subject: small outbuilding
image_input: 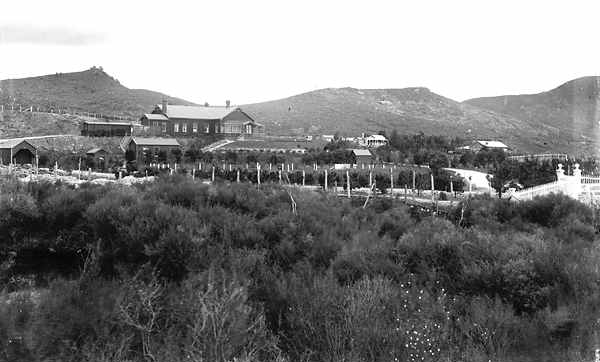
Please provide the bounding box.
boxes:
[0,139,37,165]
[81,120,134,137]
[86,147,108,170]
[124,137,181,163]
[352,149,373,165]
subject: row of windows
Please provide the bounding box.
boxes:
[151,121,211,133]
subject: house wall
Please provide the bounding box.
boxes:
[82,123,132,137]
[128,141,180,163]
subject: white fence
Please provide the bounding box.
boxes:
[506,164,600,205]
[508,180,565,201]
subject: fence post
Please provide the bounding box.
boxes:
[431,173,435,203]
[347,169,351,198]
[302,170,305,186]
[257,164,261,187]
[325,169,328,191]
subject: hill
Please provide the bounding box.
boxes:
[0,67,195,118]
[242,87,559,153]
[465,77,600,155]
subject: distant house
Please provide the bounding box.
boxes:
[81,120,134,137]
[470,140,509,152]
[322,135,335,142]
[86,148,108,170]
[359,134,388,148]
[0,139,36,165]
[140,101,264,137]
[351,149,373,165]
[123,137,181,163]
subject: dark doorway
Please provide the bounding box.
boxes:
[13,149,34,164]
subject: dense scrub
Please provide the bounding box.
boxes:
[0,177,599,361]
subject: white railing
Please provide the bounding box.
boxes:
[509,180,564,201]
[582,176,600,184]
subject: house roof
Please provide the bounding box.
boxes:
[352,149,372,156]
[476,140,508,148]
[142,113,168,121]
[86,147,106,154]
[366,134,388,141]
[83,120,134,126]
[157,105,241,120]
[130,137,180,147]
[0,139,35,149]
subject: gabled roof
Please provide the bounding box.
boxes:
[130,137,180,147]
[352,149,372,156]
[142,113,168,121]
[0,139,35,149]
[476,140,508,148]
[157,105,242,120]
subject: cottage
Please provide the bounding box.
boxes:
[351,149,373,165]
[0,139,37,165]
[140,101,264,137]
[124,137,181,164]
[81,120,134,137]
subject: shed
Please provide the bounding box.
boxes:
[81,120,134,137]
[86,148,108,170]
[126,137,181,163]
[352,149,373,165]
[0,139,37,165]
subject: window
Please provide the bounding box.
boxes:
[193,122,198,133]
[204,123,210,133]
[152,121,159,128]
[174,122,179,133]
[182,122,187,133]
[161,122,167,133]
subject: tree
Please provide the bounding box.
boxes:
[490,160,515,198]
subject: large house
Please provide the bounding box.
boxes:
[358,134,389,148]
[140,101,264,137]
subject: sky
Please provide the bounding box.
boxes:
[1,0,599,106]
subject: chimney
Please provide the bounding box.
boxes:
[226,100,231,108]
[161,99,168,115]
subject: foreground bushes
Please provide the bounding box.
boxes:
[0,178,598,361]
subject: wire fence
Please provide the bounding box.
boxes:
[0,103,138,122]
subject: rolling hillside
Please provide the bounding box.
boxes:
[0,67,195,117]
[465,77,600,155]
[242,87,559,153]
[2,68,598,154]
